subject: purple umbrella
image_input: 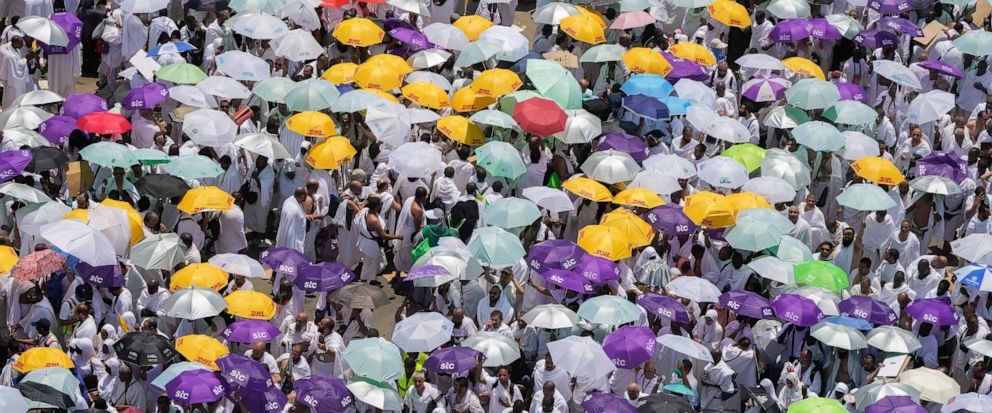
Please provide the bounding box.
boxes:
[718,290,773,319]
[622,94,669,120]
[662,52,709,82]
[905,297,959,326]
[527,239,586,273]
[259,247,310,276]
[838,296,897,325]
[637,292,691,324]
[878,16,924,37]
[854,29,899,49]
[835,82,868,103]
[770,19,811,43]
[741,74,790,102]
[39,12,82,54]
[574,254,621,285]
[383,18,416,32]
[865,395,926,413]
[868,0,912,14]
[123,82,169,110]
[293,262,355,292]
[642,205,697,235]
[804,18,842,40]
[542,269,595,294]
[424,347,485,374]
[0,149,32,183]
[166,370,228,404]
[216,354,274,391]
[76,261,125,288]
[405,264,451,281]
[915,151,968,183]
[240,385,288,413]
[60,93,108,119]
[38,115,80,146]
[581,393,638,413]
[771,294,824,327]
[603,326,657,368]
[293,376,354,413]
[918,59,964,79]
[388,27,434,51]
[221,319,281,343]
[597,132,649,163]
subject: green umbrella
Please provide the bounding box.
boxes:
[721,144,767,172]
[763,106,810,129]
[476,141,526,179]
[80,142,140,168]
[131,233,186,271]
[252,76,297,103]
[794,260,848,292]
[283,78,340,112]
[784,78,840,110]
[331,90,385,113]
[343,338,404,382]
[156,63,208,85]
[499,90,543,115]
[468,226,526,268]
[0,182,52,204]
[483,197,541,229]
[132,148,172,165]
[161,154,223,179]
[469,109,519,129]
[774,235,814,264]
[725,208,794,251]
[620,0,650,11]
[454,38,502,68]
[580,44,626,62]
[791,121,845,152]
[836,183,897,211]
[823,100,877,126]
[526,59,583,109]
[673,0,714,7]
[953,30,992,57]
[825,13,862,39]
[662,383,695,397]
[539,79,583,110]
[787,397,848,413]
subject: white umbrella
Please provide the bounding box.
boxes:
[546,336,616,378]
[952,233,992,265]
[273,29,325,61]
[736,54,787,71]
[629,170,681,196]
[10,90,64,107]
[942,393,992,413]
[15,201,70,237]
[208,253,266,277]
[900,368,960,403]
[478,26,529,62]
[406,108,440,124]
[741,176,797,204]
[366,101,412,148]
[0,182,51,204]
[747,255,795,284]
[422,23,469,51]
[16,17,69,47]
[666,276,721,302]
[910,175,961,195]
[761,148,811,190]
[907,89,955,125]
[810,322,866,350]
[182,109,238,147]
[462,332,520,367]
[687,107,749,143]
[279,2,321,30]
[121,0,170,13]
[197,76,251,100]
[556,109,602,144]
[391,312,453,353]
[405,70,452,90]
[235,132,293,160]
[86,205,131,257]
[867,326,922,353]
[163,286,227,319]
[873,60,923,89]
[3,128,52,148]
[230,12,289,39]
[656,334,714,362]
[0,387,29,413]
[841,131,880,161]
[387,0,431,15]
[0,106,52,130]
[674,79,716,108]
[388,142,443,178]
[40,220,117,266]
[697,156,749,189]
[580,150,641,184]
[780,285,840,315]
[644,153,696,179]
[967,338,992,359]
[521,186,574,214]
[765,0,810,18]
[854,381,920,410]
[168,85,218,108]
[215,51,271,82]
[346,379,403,411]
[533,2,581,24]
[522,304,579,329]
[130,233,185,271]
[408,49,452,70]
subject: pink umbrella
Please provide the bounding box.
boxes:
[609,11,656,29]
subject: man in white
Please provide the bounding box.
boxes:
[147,10,178,50]
[275,187,308,253]
[860,210,895,270]
[531,381,569,413]
[787,205,814,248]
[216,202,248,254]
[45,23,80,98]
[0,36,34,108]
[136,278,169,322]
[431,166,460,212]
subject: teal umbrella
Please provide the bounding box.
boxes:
[580,44,625,62]
[483,197,541,229]
[132,148,171,165]
[663,383,695,397]
[823,100,877,125]
[161,154,223,179]
[577,295,641,325]
[774,235,814,264]
[792,121,845,152]
[468,226,526,268]
[725,208,795,251]
[469,109,519,129]
[251,76,297,103]
[343,338,404,382]
[283,78,340,112]
[795,260,848,292]
[150,362,212,390]
[454,38,502,68]
[953,30,992,56]
[331,90,385,113]
[837,183,897,211]
[825,13,862,39]
[784,78,840,110]
[476,141,526,179]
[527,59,583,110]
[763,106,810,129]
[539,80,583,110]
[79,142,140,168]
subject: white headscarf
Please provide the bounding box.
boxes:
[69,338,96,376]
[777,372,804,410]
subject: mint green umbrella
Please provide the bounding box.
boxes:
[837,183,897,211]
[794,260,848,292]
[132,148,171,165]
[775,235,814,264]
[483,197,541,229]
[825,14,862,39]
[763,106,810,129]
[792,121,845,152]
[470,109,519,129]
[476,141,526,179]
[527,59,584,109]
[251,76,297,103]
[347,377,403,411]
[823,100,877,125]
[725,208,794,251]
[283,78,340,112]
[161,154,223,179]
[953,30,992,56]
[344,338,404,382]
[468,226,526,268]
[80,142,140,168]
[581,44,625,62]
[499,90,543,115]
[784,78,840,110]
[454,38,502,68]
[331,90,385,113]
[539,80,583,110]
[156,63,208,85]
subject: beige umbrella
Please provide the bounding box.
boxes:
[899,367,960,403]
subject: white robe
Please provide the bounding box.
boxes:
[275,196,307,253]
[0,43,33,108]
[216,205,248,254]
[121,14,148,65]
[245,165,275,233]
[47,47,80,98]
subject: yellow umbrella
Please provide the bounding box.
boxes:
[286,111,336,137]
[563,176,613,202]
[170,263,229,291]
[613,187,665,209]
[321,62,358,84]
[175,334,229,370]
[331,17,385,47]
[600,208,654,247]
[725,192,772,214]
[13,347,74,372]
[307,137,357,169]
[63,209,90,222]
[783,57,826,80]
[453,15,493,41]
[576,6,607,27]
[470,69,523,98]
[560,12,607,45]
[177,186,235,214]
[451,86,497,112]
[578,224,632,260]
[851,156,906,185]
[0,245,17,274]
[366,53,414,75]
[707,0,752,28]
[100,199,144,246]
[669,42,717,66]
[621,48,673,76]
[224,290,277,320]
[437,116,485,146]
[402,82,450,109]
[354,59,406,91]
[683,192,737,228]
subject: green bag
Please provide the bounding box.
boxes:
[547,171,562,189]
[410,224,459,262]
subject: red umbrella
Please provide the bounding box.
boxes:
[511,97,567,137]
[11,249,66,282]
[76,112,132,134]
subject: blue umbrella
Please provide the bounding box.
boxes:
[658,96,691,115]
[957,264,992,290]
[622,94,669,120]
[620,74,673,98]
[148,41,198,57]
[823,315,873,331]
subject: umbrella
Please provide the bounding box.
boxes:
[941,393,992,413]
[294,376,355,412]
[642,205,696,235]
[37,115,78,145]
[78,141,139,168]
[424,347,484,374]
[954,30,992,56]
[170,263,229,291]
[954,234,992,265]
[157,63,208,84]
[725,208,792,251]
[76,112,130,134]
[0,150,31,183]
[469,109,518,129]
[346,377,401,411]
[855,381,920,410]
[208,253,264,278]
[115,331,178,365]
[707,0,751,27]
[837,184,897,211]
[644,153,696,179]
[582,393,637,413]
[166,370,227,404]
[0,387,31,413]
[910,175,961,195]
[175,334,229,370]
[484,197,541,229]
[16,16,69,47]
[629,170,681,196]
[638,393,695,412]
[785,78,839,110]
[874,60,923,89]
[391,312,453,353]
[533,1,581,24]
[548,336,616,378]
[129,233,184,272]
[578,295,641,324]
[637,293,690,323]
[683,192,737,228]
[622,48,673,76]
[251,77,296,103]
[698,156,750,189]
[621,74,674,99]
[905,298,958,326]
[788,397,847,413]
[908,90,956,127]
[855,29,899,49]
[522,304,580,329]
[556,109,601,143]
[170,85,218,107]
[794,260,848,292]
[666,276,721,303]
[742,75,791,102]
[224,290,277,320]
[839,296,898,325]
[390,27,434,51]
[215,354,272,391]
[526,239,584,273]
[11,348,73,373]
[613,188,664,209]
[0,106,51,130]
[835,81,869,102]
[15,368,78,409]
[580,150,641,184]
[916,151,968,183]
[766,0,810,17]
[603,326,657,368]
[40,220,116,266]
[468,226,526,268]
[163,287,227,320]
[235,132,292,160]
[161,154,222,179]
[454,38,502,67]
[122,82,169,110]
[330,283,391,309]
[512,97,566,136]
[463,332,520,367]
[259,246,310,276]
[241,386,289,413]
[810,321,867,350]
[521,187,574,214]
[215,51,270,82]
[867,325,922,353]
[230,12,288,39]
[900,368,960,403]
[453,15,493,41]
[719,290,773,319]
[437,115,484,146]
[283,79,341,112]
[285,111,336,138]
[841,131,881,161]
[792,121,845,152]
[12,90,64,106]
[387,142,443,178]
[581,44,625,63]
[177,186,235,214]
[770,18,811,43]
[771,294,824,326]
[578,225,632,260]
[737,53,787,71]
[823,100,877,125]
[307,137,357,169]
[148,40,197,56]
[477,25,529,61]
[274,29,325,61]
[562,176,613,202]
[783,56,826,79]
[183,109,238,147]
[559,10,607,45]
[656,334,713,362]
[332,17,384,47]
[221,319,280,343]
[622,94,669,120]
[741,176,797,204]
[543,269,594,294]
[423,22,469,50]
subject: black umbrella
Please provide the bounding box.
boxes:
[637,392,695,413]
[27,147,68,172]
[743,385,782,413]
[135,174,191,199]
[14,381,75,409]
[114,331,177,365]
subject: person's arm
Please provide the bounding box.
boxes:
[371,216,402,241]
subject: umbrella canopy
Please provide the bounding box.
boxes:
[391,312,453,353]
[330,283,391,309]
[900,368,960,403]
[344,338,404,381]
[424,347,485,374]
[578,295,641,325]
[771,294,825,326]
[852,156,906,185]
[837,184,897,211]
[637,293,691,323]
[522,304,580,329]
[547,336,616,378]
[656,334,713,362]
[810,321,867,350]
[114,331,178,365]
[40,220,116,266]
[175,334,229,370]
[468,226,526,268]
[225,290,277,320]
[462,332,520,367]
[603,326,657,368]
[163,287,227,320]
[867,325,922,353]
[221,319,280,343]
